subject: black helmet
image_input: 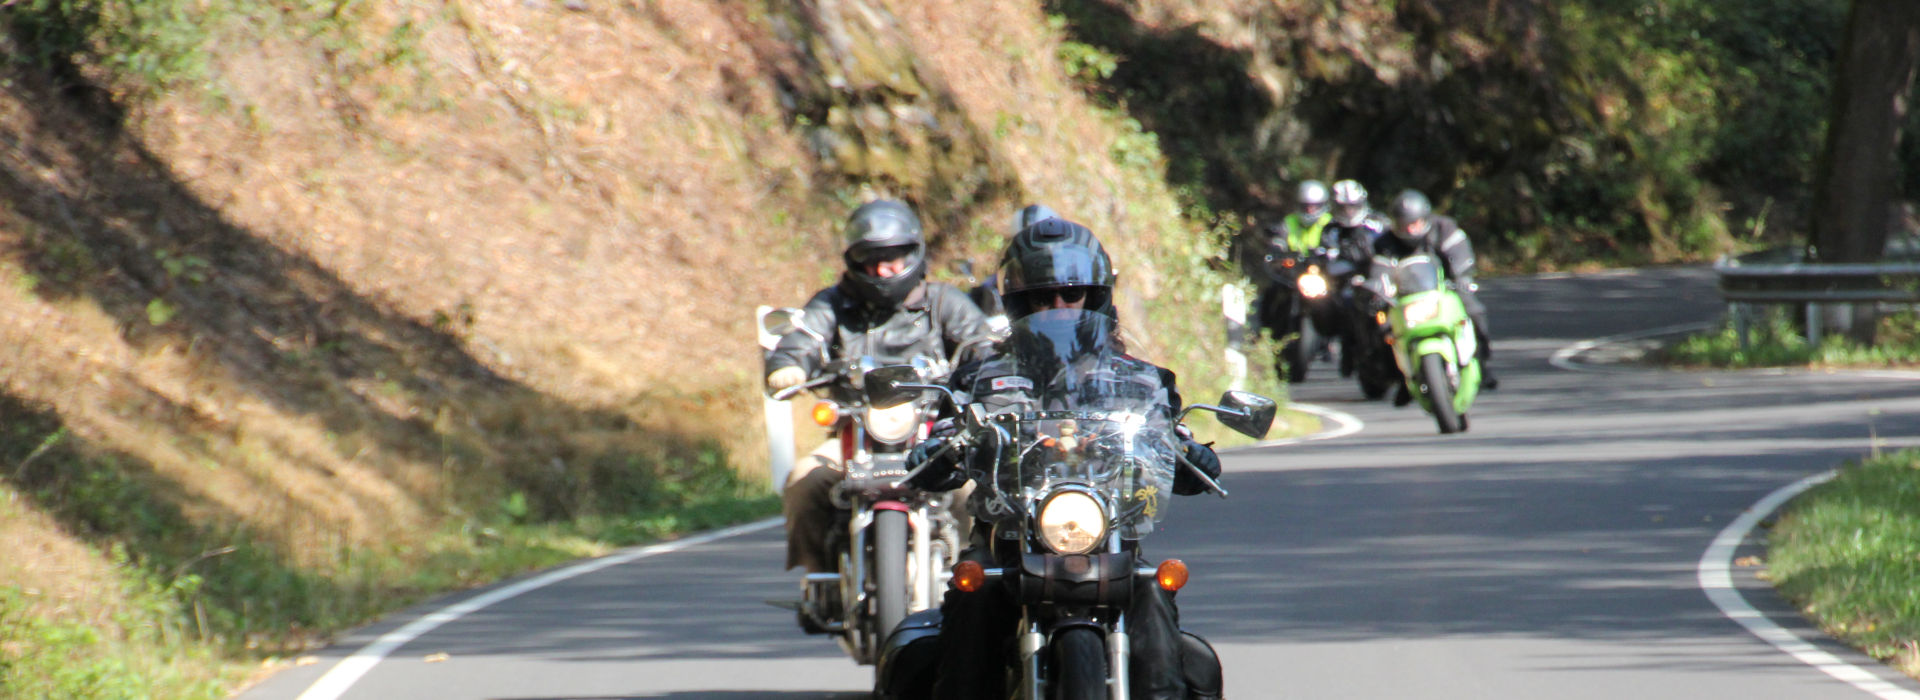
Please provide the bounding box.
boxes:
[999,218,1115,320]
[1011,203,1060,235]
[1297,180,1330,219]
[1389,189,1433,245]
[841,199,927,308]
[1331,179,1369,226]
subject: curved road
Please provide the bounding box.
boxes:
[243,267,1920,699]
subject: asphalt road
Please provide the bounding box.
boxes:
[242,267,1920,700]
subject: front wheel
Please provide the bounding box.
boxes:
[1050,627,1107,700]
[1419,353,1465,434]
[1281,318,1318,384]
[872,508,909,647]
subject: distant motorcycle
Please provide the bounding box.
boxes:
[1258,244,1352,383]
[867,309,1276,700]
[764,308,966,666]
[1381,256,1482,433]
[1347,262,1401,401]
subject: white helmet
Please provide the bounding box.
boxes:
[1331,180,1369,226]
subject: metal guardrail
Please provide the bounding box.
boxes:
[1714,245,1920,347]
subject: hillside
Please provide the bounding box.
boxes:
[0,0,1907,696]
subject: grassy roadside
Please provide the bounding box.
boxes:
[1660,309,1920,369]
[1766,449,1920,677]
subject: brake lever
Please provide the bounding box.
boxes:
[1177,452,1230,499]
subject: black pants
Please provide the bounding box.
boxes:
[929,533,1220,700]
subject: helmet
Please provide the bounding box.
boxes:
[1331,179,1369,226]
[1296,180,1330,219]
[841,199,927,308]
[1388,189,1433,245]
[999,218,1115,320]
[1011,204,1060,235]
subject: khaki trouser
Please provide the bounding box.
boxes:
[784,439,973,572]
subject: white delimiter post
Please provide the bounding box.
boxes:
[1221,283,1249,391]
[756,305,796,493]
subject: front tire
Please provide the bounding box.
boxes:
[1281,319,1318,383]
[1050,627,1107,700]
[1419,353,1465,434]
[871,508,909,647]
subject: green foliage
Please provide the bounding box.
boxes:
[1663,308,1920,368]
[1769,450,1920,666]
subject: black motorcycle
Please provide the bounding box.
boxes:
[1258,244,1353,383]
[1346,260,1402,400]
[867,309,1276,699]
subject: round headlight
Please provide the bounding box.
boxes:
[1037,491,1108,555]
[1298,270,1329,299]
[865,403,919,444]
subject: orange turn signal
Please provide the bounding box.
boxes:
[953,561,986,593]
[1155,559,1189,591]
[1375,311,1387,324]
[1282,258,1296,268]
[811,401,839,427]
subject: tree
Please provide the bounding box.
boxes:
[1809,0,1920,265]
[1805,0,1920,341]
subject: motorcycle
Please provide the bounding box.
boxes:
[1347,261,1401,401]
[1258,244,1355,383]
[1380,256,1481,433]
[865,309,1276,699]
[763,308,967,666]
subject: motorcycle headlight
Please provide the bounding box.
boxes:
[1037,490,1108,555]
[1402,296,1441,325]
[865,403,919,444]
[1298,269,1329,299]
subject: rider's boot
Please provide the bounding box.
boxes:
[1181,631,1224,700]
[1393,382,1413,407]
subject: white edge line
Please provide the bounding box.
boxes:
[295,516,785,700]
[1697,471,1920,699]
[1228,402,1363,452]
[1548,321,1716,372]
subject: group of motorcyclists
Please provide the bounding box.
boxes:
[761,183,1496,698]
[1252,179,1498,402]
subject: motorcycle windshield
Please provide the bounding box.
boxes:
[993,309,1178,537]
[1390,256,1443,296]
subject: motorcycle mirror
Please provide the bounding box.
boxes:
[1216,390,1277,438]
[864,365,927,408]
[764,307,805,338]
[953,259,977,281]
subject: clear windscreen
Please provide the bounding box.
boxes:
[986,309,1178,535]
[1390,257,1443,296]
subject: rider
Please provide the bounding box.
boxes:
[1253,180,1337,374]
[1278,179,1332,252]
[764,199,993,575]
[1322,179,1388,376]
[903,217,1226,700]
[1378,189,1497,398]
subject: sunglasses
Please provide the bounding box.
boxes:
[1031,287,1089,303]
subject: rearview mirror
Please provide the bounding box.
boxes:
[864,365,926,409]
[763,307,805,338]
[1215,390,1277,438]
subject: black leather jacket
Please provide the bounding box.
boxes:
[765,278,992,390]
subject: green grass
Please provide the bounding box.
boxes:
[1768,449,1920,673]
[1662,308,1920,368]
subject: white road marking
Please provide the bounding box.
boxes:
[1547,321,1716,372]
[295,517,786,700]
[1556,327,1920,697]
[1233,402,1363,451]
[1697,472,1920,699]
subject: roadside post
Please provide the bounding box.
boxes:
[1222,283,1249,391]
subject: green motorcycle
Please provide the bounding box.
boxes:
[1384,255,1480,434]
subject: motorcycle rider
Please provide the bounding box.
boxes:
[1377,189,1498,400]
[764,199,993,575]
[901,217,1226,700]
[1319,179,1388,376]
[1277,179,1332,252]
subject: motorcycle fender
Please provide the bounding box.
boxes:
[873,608,944,700]
[1411,336,1458,367]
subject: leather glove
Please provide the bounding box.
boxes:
[1173,437,1222,496]
[905,436,968,492]
[766,366,807,392]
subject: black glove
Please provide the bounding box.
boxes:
[905,435,968,492]
[1173,437,1222,496]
